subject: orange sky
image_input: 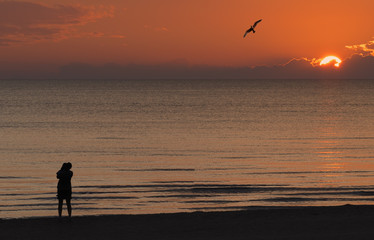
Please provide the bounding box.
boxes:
[0,0,374,70]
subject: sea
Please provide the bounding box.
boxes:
[1,79,374,219]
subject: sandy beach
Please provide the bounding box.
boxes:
[2,205,374,240]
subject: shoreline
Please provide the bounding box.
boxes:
[2,204,374,239]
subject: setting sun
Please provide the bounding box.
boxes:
[320,56,342,67]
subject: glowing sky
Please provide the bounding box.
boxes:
[0,0,373,79]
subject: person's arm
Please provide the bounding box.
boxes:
[57,170,62,179]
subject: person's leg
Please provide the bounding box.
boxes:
[58,198,63,217]
[66,198,72,217]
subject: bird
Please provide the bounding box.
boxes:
[243,19,262,38]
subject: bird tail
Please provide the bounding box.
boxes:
[253,30,256,33]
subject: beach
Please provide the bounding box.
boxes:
[2,205,374,240]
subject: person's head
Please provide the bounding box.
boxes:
[66,162,72,170]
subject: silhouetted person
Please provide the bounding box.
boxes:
[57,162,73,218]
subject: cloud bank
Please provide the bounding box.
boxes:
[50,54,372,80]
[0,54,372,80]
[0,1,113,46]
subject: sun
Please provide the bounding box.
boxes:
[319,56,342,67]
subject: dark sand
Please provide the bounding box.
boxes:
[2,205,374,240]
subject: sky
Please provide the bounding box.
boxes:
[0,0,373,79]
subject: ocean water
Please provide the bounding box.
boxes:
[1,79,374,219]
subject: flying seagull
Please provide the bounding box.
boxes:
[243,19,262,38]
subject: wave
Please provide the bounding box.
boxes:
[116,168,195,172]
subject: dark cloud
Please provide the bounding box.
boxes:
[53,54,374,80]
[0,53,372,80]
[0,1,113,46]
[339,54,374,79]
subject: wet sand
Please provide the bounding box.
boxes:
[2,205,374,240]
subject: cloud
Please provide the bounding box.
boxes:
[1,54,372,80]
[338,54,374,79]
[157,27,169,32]
[51,54,373,80]
[109,35,126,39]
[345,38,374,56]
[77,50,374,80]
[0,1,113,46]
[144,25,169,32]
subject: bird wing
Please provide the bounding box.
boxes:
[253,19,262,28]
[243,28,253,38]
